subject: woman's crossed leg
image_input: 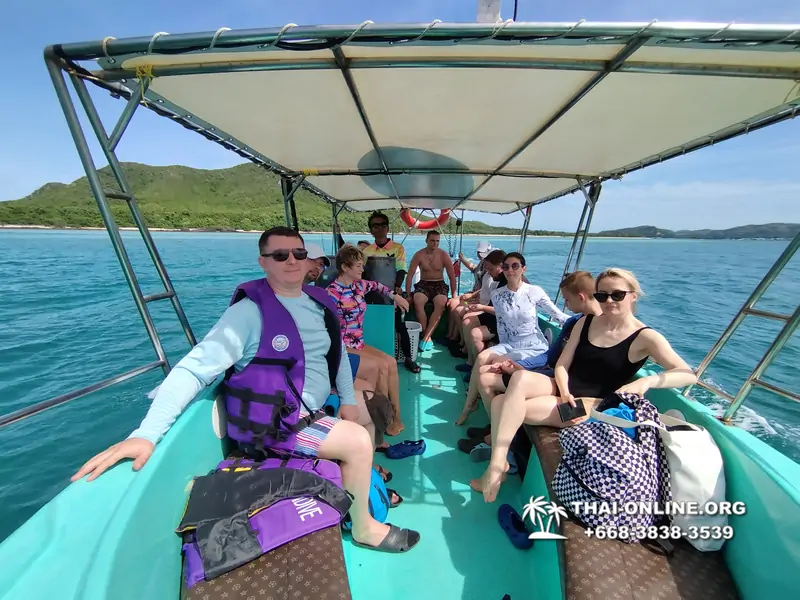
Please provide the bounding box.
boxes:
[469,370,598,502]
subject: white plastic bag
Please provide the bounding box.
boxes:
[657,412,728,551]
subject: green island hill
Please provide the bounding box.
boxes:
[1,163,796,240]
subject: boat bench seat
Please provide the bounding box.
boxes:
[180,524,352,600]
[179,448,352,600]
[525,425,741,600]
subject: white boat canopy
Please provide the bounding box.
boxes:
[49,21,800,214]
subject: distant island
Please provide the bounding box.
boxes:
[1,163,796,240]
[592,223,800,240]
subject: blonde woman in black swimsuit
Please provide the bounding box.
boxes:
[471,268,698,502]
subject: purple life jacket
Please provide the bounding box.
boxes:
[178,455,351,587]
[223,278,343,452]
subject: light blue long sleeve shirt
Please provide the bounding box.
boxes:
[129,292,356,445]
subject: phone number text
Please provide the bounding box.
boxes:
[585,525,734,541]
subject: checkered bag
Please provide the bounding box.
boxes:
[551,392,672,543]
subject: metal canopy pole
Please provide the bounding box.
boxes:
[282,178,293,228]
[573,181,601,271]
[2,61,199,428]
[331,202,348,252]
[453,36,648,210]
[332,48,401,207]
[455,210,465,293]
[45,57,172,375]
[281,175,305,230]
[553,181,599,303]
[53,23,800,63]
[87,57,800,83]
[108,84,144,152]
[69,75,197,349]
[518,205,532,253]
[332,202,338,252]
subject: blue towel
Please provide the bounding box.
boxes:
[589,405,636,439]
[323,393,340,417]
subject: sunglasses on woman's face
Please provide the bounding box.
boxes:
[594,290,632,302]
[502,262,523,271]
[260,248,308,262]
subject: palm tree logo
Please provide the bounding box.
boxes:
[522,496,568,540]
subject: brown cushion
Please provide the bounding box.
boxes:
[181,450,352,599]
[180,524,351,600]
[525,425,740,600]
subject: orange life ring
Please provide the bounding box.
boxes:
[399,208,450,230]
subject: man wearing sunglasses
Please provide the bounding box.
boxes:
[361,211,421,373]
[71,226,420,554]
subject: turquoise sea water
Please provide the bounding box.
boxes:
[0,229,798,543]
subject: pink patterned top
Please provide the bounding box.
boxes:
[326,279,394,350]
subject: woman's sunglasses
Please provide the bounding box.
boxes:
[594,290,633,302]
[260,248,308,262]
[502,262,523,271]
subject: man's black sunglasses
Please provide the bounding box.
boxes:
[260,248,308,261]
[370,222,389,229]
[594,290,633,302]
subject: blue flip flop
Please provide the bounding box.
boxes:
[506,451,518,475]
[470,443,492,463]
[385,440,426,459]
[498,504,533,550]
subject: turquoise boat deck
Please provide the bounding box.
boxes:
[347,338,533,600]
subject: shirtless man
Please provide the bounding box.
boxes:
[406,230,457,351]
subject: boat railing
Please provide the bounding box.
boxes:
[552,180,601,305]
[682,232,800,421]
[0,56,199,431]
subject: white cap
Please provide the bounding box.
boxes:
[305,243,330,267]
[476,241,492,258]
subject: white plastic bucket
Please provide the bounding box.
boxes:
[405,321,422,362]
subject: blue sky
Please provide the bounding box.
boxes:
[1,0,799,231]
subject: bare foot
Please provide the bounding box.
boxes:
[455,402,478,426]
[468,461,509,502]
[482,463,508,503]
[386,421,405,436]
